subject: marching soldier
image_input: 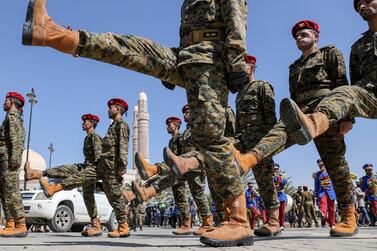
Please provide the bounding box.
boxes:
[134,109,213,236]
[302,186,319,228]
[26,113,103,236]
[38,98,131,238]
[293,186,306,228]
[0,92,26,237]
[22,0,251,246]
[232,20,357,237]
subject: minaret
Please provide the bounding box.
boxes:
[137,92,150,162]
[132,106,139,170]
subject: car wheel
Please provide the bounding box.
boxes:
[47,205,74,232]
[106,211,118,232]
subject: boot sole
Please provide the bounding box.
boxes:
[163,147,182,177]
[134,152,149,181]
[131,182,143,206]
[22,0,36,45]
[200,235,254,247]
[254,230,282,237]
[172,231,192,236]
[82,232,103,237]
[39,177,53,198]
[1,232,28,238]
[330,228,358,237]
[280,98,311,145]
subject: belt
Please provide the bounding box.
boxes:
[296,88,331,103]
[181,29,225,47]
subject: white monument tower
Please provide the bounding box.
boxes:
[137,92,150,162]
[132,106,139,170]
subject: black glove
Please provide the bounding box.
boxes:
[161,81,176,90]
[227,71,250,94]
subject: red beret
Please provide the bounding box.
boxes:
[166,116,182,126]
[6,92,25,107]
[82,114,100,123]
[108,98,128,111]
[244,55,257,65]
[292,20,320,38]
[182,104,190,114]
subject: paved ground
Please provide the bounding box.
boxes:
[0,226,376,250]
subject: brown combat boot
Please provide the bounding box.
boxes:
[193,215,214,236]
[330,205,358,237]
[200,192,253,247]
[1,218,28,238]
[229,144,258,175]
[280,98,329,145]
[163,147,199,176]
[0,219,15,235]
[135,152,160,180]
[254,207,281,236]
[123,190,137,203]
[82,217,102,237]
[108,221,130,238]
[25,161,43,181]
[132,181,156,202]
[173,217,192,235]
[22,0,79,55]
[39,177,63,197]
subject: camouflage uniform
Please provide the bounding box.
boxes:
[302,191,319,227]
[44,130,102,218]
[316,30,377,123]
[76,0,248,200]
[152,124,210,221]
[0,110,25,221]
[235,80,279,210]
[251,46,354,208]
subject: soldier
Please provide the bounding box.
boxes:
[136,203,146,231]
[293,186,305,228]
[38,98,131,238]
[273,164,288,230]
[302,186,319,228]
[314,159,336,228]
[232,20,357,237]
[134,110,213,236]
[0,92,26,237]
[359,163,377,222]
[22,0,251,246]
[232,54,281,236]
[26,113,103,237]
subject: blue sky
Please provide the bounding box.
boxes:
[1,0,375,188]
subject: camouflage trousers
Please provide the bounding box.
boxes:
[49,158,127,223]
[152,169,210,220]
[317,85,377,122]
[304,203,319,227]
[252,122,353,208]
[155,162,172,176]
[45,164,97,219]
[0,161,24,220]
[78,31,243,201]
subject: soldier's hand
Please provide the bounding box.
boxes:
[339,121,353,134]
[9,161,20,170]
[227,71,250,94]
[118,168,126,177]
[161,81,176,90]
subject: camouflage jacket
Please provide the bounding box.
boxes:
[225,106,236,139]
[235,80,277,150]
[289,45,348,111]
[302,191,314,204]
[0,110,25,164]
[83,130,103,166]
[179,124,196,155]
[168,132,182,156]
[101,118,130,170]
[178,0,248,73]
[350,30,377,91]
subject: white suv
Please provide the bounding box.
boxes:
[22,184,117,233]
